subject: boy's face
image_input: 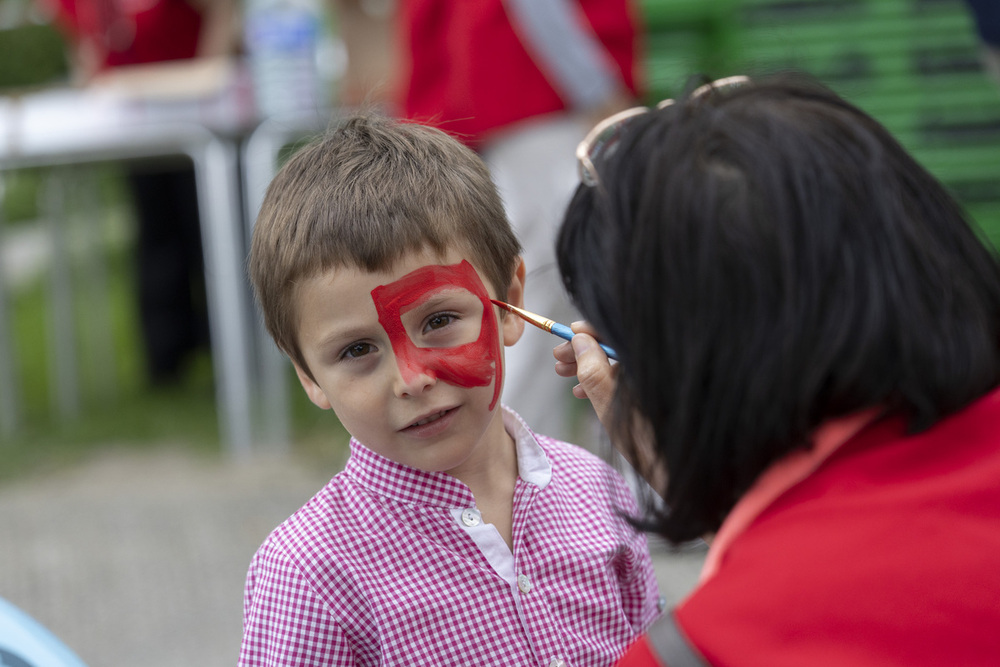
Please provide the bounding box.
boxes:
[292,247,525,476]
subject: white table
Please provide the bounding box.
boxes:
[0,64,260,457]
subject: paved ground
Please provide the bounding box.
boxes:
[0,448,705,667]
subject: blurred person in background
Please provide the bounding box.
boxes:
[40,0,239,385]
[555,74,1000,665]
[331,0,644,444]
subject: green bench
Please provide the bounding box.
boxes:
[640,0,1000,246]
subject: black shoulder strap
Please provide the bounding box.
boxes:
[646,611,709,667]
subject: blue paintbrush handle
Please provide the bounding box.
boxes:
[550,322,619,361]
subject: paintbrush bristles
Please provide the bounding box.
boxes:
[490,300,555,333]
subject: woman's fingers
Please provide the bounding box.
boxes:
[568,332,617,425]
[554,341,579,378]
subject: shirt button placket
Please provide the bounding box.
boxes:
[515,569,565,664]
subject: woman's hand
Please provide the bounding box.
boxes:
[554,322,618,426]
[556,324,666,492]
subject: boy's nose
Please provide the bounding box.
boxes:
[391,356,437,398]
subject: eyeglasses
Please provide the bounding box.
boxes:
[575,75,751,187]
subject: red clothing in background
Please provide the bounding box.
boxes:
[397,0,641,147]
[46,0,202,69]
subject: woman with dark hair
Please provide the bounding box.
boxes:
[555,74,1000,665]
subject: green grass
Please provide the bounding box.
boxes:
[0,354,220,481]
[0,346,351,483]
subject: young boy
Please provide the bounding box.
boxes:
[240,114,662,666]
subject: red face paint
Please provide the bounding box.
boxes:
[371,260,503,410]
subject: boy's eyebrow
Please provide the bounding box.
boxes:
[420,285,473,307]
[314,324,379,350]
[409,288,475,311]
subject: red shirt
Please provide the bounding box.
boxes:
[620,388,1000,665]
[396,0,641,147]
[46,0,202,69]
[619,636,665,666]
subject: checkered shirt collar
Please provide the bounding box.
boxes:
[343,405,552,508]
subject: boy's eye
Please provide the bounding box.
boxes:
[341,342,375,360]
[424,313,457,333]
[398,291,483,347]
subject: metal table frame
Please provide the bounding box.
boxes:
[0,111,254,457]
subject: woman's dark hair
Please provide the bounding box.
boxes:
[558,73,1000,544]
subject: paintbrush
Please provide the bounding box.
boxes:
[491,300,619,361]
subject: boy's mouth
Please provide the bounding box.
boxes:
[401,407,460,436]
[409,409,452,429]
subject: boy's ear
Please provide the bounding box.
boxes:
[502,257,527,346]
[293,362,332,410]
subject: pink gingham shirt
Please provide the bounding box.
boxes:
[240,407,662,666]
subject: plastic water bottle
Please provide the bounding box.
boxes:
[244,0,323,117]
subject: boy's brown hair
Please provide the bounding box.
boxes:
[248,113,522,376]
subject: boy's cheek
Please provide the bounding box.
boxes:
[292,362,333,410]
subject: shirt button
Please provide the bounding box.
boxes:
[548,659,568,667]
[460,509,480,527]
[657,595,668,612]
[517,573,531,593]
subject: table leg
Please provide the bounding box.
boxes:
[191,138,254,459]
[0,174,20,436]
[242,123,294,453]
[44,169,80,419]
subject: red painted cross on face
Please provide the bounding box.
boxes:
[370,260,503,410]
